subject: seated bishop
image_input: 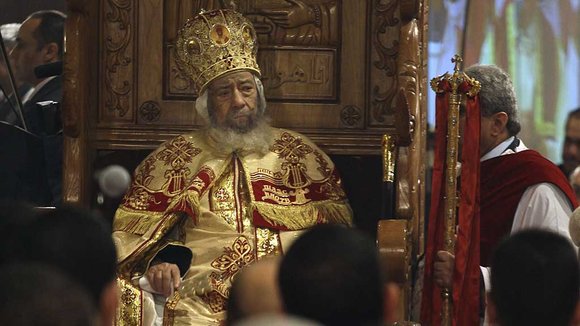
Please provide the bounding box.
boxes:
[112,9,353,325]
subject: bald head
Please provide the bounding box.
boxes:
[569,207,580,248]
[226,258,282,325]
[570,166,580,203]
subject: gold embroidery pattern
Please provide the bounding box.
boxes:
[116,278,142,326]
[134,155,157,188]
[202,236,256,312]
[214,188,230,201]
[313,150,331,177]
[122,137,203,209]
[156,136,201,169]
[210,163,237,228]
[163,292,181,326]
[191,176,206,192]
[319,174,347,200]
[211,236,255,280]
[202,288,228,313]
[271,132,314,164]
[126,189,156,211]
[312,150,346,200]
[123,155,158,210]
[154,137,201,197]
[210,159,252,231]
[271,132,314,189]
[256,227,281,259]
[161,168,191,197]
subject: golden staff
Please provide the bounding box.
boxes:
[381,89,412,219]
[430,55,480,326]
[382,133,396,215]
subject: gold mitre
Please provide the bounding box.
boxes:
[175,9,261,93]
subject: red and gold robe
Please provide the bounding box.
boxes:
[113,127,352,325]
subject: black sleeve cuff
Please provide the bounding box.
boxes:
[154,244,193,276]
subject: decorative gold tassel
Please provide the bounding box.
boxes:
[166,189,201,221]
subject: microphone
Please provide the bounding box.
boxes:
[95,165,132,198]
[34,61,63,79]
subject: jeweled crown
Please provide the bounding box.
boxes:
[175,9,261,93]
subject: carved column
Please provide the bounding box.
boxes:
[62,0,96,204]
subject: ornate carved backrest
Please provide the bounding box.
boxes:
[377,5,427,319]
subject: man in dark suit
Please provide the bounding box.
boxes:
[1,11,66,205]
[0,23,32,125]
[10,10,65,134]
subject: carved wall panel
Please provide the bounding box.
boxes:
[259,48,336,101]
[95,0,422,154]
[165,45,196,98]
[369,0,401,126]
[100,0,135,121]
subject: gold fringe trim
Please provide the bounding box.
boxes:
[114,190,201,236]
[320,201,354,225]
[253,201,353,230]
[166,189,201,222]
[113,208,165,235]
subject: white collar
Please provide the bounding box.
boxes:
[481,136,516,162]
[21,76,57,104]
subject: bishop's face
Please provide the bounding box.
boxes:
[207,71,259,133]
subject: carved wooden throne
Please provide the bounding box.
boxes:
[62,0,427,320]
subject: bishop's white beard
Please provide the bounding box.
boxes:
[205,117,272,157]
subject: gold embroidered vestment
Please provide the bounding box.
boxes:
[113,128,352,325]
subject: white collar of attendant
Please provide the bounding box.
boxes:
[21,76,57,104]
[480,136,516,162]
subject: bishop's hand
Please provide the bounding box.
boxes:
[146,262,181,297]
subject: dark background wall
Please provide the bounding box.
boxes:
[1,1,66,26]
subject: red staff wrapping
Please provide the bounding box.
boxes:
[421,55,481,326]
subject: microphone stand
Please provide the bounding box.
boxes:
[0,35,27,131]
[0,83,20,122]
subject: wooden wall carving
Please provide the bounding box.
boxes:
[259,49,337,101]
[139,101,162,122]
[95,0,417,154]
[340,105,362,127]
[370,0,401,125]
[101,0,134,120]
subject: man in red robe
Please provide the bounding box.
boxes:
[432,64,578,323]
